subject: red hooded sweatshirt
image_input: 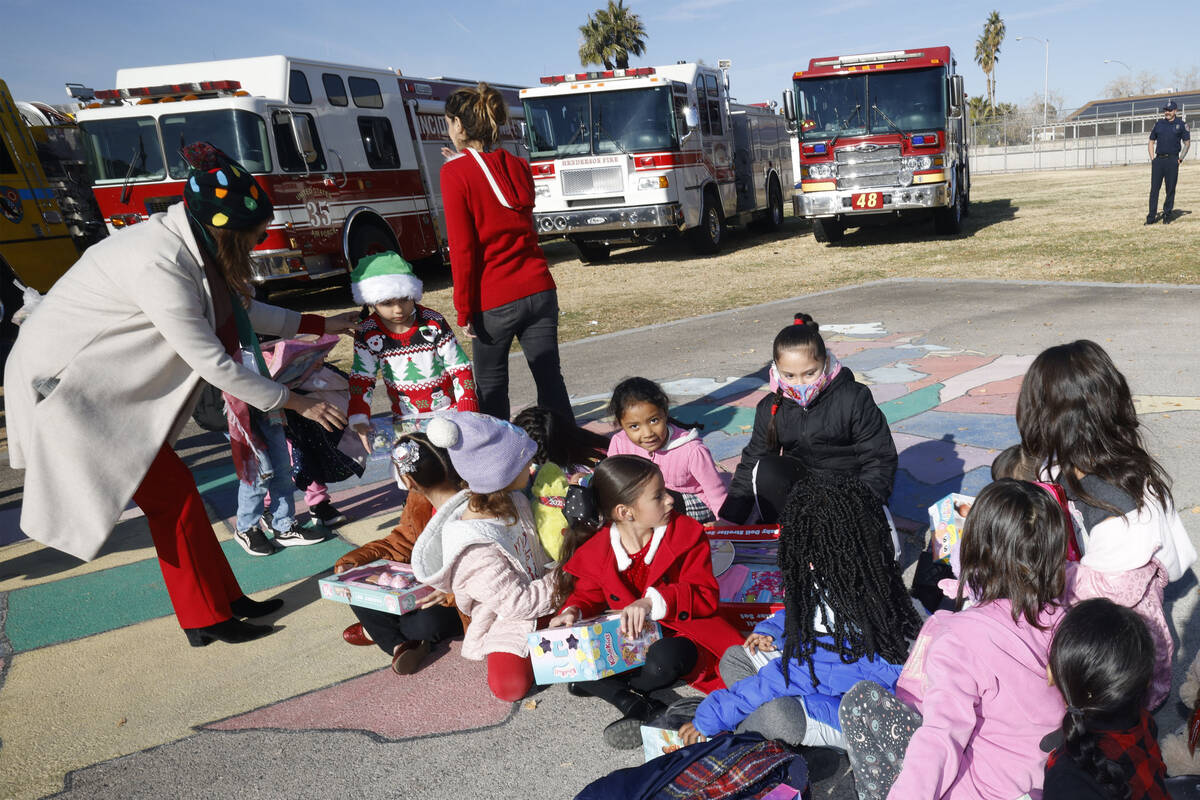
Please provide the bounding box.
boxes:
[440,148,556,328]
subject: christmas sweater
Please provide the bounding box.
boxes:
[348,306,478,427]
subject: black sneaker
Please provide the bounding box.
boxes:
[1145,216,1157,225]
[310,500,348,527]
[1162,212,1173,224]
[271,525,328,547]
[234,527,275,556]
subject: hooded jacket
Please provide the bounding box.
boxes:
[410,489,555,659]
[721,367,897,523]
[440,148,556,327]
[607,425,728,516]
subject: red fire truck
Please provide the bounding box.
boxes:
[520,62,791,261]
[783,47,969,244]
[72,56,525,297]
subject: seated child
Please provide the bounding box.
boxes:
[334,432,466,674]
[1044,597,1170,798]
[513,405,610,562]
[347,251,477,442]
[549,455,743,749]
[839,479,1070,800]
[682,472,922,750]
[606,377,727,523]
[1159,647,1200,777]
[410,412,555,702]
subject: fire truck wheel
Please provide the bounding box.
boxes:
[760,179,784,232]
[690,191,725,254]
[573,240,611,264]
[933,187,964,235]
[812,218,844,244]
[0,258,21,368]
[348,221,398,266]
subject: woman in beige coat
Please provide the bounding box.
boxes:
[4,144,356,646]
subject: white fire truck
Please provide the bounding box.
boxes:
[520,62,791,262]
[72,56,526,296]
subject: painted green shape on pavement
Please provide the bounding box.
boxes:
[879,383,944,425]
[5,537,352,653]
[673,403,757,435]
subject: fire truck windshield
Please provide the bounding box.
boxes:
[160,110,272,177]
[78,117,166,183]
[524,86,677,158]
[796,67,945,141]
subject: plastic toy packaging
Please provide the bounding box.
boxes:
[318,559,435,615]
[367,423,395,461]
[705,525,785,633]
[928,492,975,566]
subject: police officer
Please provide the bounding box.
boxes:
[1146,100,1190,225]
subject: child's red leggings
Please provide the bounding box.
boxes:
[486,651,534,702]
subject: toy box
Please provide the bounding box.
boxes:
[706,525,785,634]
[318,560,435,615]
[928,493,975,566]
[527,613,661,685]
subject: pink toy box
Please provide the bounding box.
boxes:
[705,525,785,634]
[527,613,661,685]
[318,560,435,615]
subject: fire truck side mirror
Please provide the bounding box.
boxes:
[683,106,700,130]
[782,90,797,130]
[949,75,965,119]
[289,115,318,164]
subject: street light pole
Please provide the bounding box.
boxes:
[1104,58,1132,73]
[1015,35,1050,126]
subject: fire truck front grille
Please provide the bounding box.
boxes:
[145,195,184,215]
[561,167,624,196]
[835,145,901,190]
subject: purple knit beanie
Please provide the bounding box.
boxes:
[426,412,537,493]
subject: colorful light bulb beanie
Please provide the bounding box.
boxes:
[180,141,273,231]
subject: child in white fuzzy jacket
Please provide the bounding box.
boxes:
[411,412,556,702]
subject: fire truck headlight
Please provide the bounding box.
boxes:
[535,183,551,199]
[807,163,835,180]
[902,155,933,171]
[898,169,914,187]
[637,176,669,191]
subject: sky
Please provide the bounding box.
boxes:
[3,0,1198,115]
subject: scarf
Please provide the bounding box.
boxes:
[769,352,842,408]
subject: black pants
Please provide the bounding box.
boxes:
[752,455,808,524]
[471,289,574,423]
[1149,157,1180,219]
[351,603,463,656]
[574,636,698,711]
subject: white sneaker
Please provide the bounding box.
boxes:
[271,525,328,547]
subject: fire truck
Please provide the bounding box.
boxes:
[520,62,791,262]
[783,47,969,244]
[72,56,526,298]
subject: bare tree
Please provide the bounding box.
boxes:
[1171,64,1200,90]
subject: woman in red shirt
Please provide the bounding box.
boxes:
[441,84,573,422]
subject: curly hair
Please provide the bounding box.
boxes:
[956,479,1067,627]
[512,406,608,469]
[766,312,827,450]
[777,471,920,687]
[1016,340,1172,514]
[466,489,519,525]
[1050,598,1155,800]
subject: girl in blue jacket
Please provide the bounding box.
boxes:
[682,471,923,749]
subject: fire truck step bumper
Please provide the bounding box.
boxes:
[534,203,684,236]
[797,184,950,218]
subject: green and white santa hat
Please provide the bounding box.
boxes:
[351,251,423,306]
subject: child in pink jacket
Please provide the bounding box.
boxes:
[606,377,727,523]
[838,479,1070,800]
[410,412,556,702]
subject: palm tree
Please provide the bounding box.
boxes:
[578,1,647,70]
[974,11,1006,115]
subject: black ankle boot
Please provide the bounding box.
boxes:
[603,690,666,749]
[230,595,284,618]
[184,618,274,647]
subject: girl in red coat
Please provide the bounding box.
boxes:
[549,455,742,749]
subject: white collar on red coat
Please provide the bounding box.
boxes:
[610,522,668,571]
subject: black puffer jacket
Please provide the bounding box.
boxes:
[720,367,897,523]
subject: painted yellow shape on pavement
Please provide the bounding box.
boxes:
[1133,395,1200,414]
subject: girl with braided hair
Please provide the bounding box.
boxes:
[1044,598,1169,799]
[681,471,921,750]
[839,479,1070,800]
[720,313,897,544]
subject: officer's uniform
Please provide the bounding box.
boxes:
[1148,107,1190,223]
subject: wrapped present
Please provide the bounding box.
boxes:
[927,493,975,566]
[318,560,435,615]
[706,525,785,634]
[527,613,661,685]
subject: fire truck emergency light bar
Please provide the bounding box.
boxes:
[93,81,243,101]
[540,67,656,84]
[810,51,923,69]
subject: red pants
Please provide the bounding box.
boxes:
[132,443,242,628]
[487,651,534,702]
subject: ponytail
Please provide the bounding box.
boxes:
[445,82,507,147]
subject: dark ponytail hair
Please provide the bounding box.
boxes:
[766,312,828,449]
[551,455,662,608]
[609,376,700,432]
[444,82,507,147]
[1050,598,1155,800]
[512,406,609,469]
[956,479,1067,627]
[1016,339,1172,514]
[778,471,921,686]
[394,432,464,491]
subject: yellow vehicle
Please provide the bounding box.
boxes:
[0,79,102,354]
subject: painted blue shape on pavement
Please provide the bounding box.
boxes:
[891,411,1019,451]
[888,466,993,525]
[840,347,921,374]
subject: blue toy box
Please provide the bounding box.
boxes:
[527,613,661,685]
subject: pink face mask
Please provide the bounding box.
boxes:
[769,353,842,408]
